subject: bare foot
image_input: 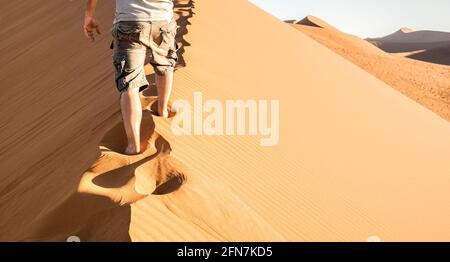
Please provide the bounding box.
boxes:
[158,107,169,119]
[124,145,140,155]
[161,110,169,119]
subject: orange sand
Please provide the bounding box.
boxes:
[1,1,450,242]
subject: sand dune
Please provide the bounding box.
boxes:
[398,28,414,34]
[1,0,450,242]
[292,17,450,122]
[369,40,450,53]
[295,16,335,29]
[284,19,297,24]
[293,16,385,56]
[367,28,450,53]
[372,28,450,43]
[406,45,450,66]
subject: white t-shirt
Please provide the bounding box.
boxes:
[115,0,174,22]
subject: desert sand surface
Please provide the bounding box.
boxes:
[291,16,450,122]
[1,0,450,242]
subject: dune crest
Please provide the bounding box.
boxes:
[296,15,336,30]
[399,27,414,34]
[293,16,385,56]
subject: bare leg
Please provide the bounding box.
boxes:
[156,69,174,118]
[120,87,143,155]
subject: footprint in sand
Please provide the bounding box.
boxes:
[78,98,186,206]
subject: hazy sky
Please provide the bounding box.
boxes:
[249,0,450,38]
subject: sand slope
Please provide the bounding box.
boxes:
[292,17,450,122]
[1,0,450,242]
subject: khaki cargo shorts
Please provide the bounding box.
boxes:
[111,19,179,92]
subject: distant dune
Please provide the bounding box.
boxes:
[1,0,450,242]
[293,16,385,56]
[296,15,336,30]
[284,19,297,24]
[367,28,450,53]
[291,16,450,122]
[372,28,450,43]
[398,27,414,34]
[406,45,450,66]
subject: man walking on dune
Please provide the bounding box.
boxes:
[84,0,178,155]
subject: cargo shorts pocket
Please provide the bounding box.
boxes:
[113,55,149,92]
[112,23,144,42]
[159,20,179,51]
[168,41,180,64]
[113,57,128,92]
